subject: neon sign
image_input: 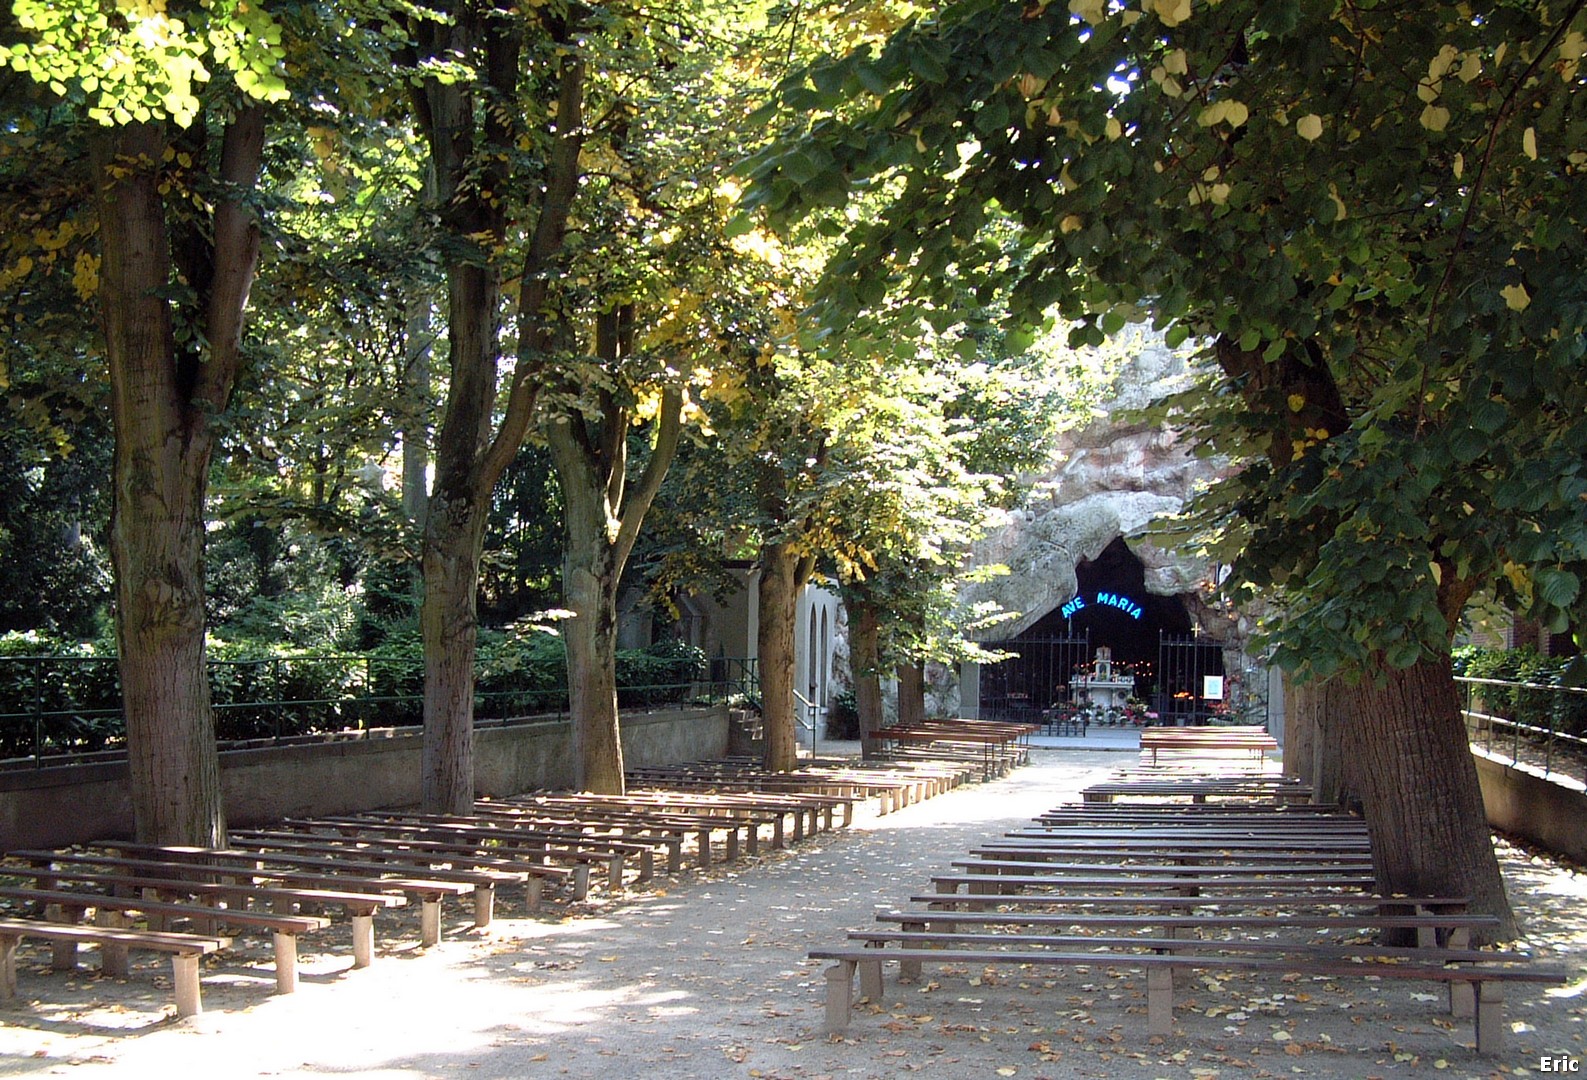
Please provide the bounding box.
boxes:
[1060,591,1144,620]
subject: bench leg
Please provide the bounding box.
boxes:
[697,830,713,869]
[46,904,79,971]
[745,822,760,857]
[352,913,375,968]
[473,885,495,929]
[1449,976,1475,1019]
[172,953,203,1018]
[96,910,131,978]
[725,826,741,863]
[524,877,544,913]
[858,956,884,1003]
[570,865,591,901]
[420,899,442,947]
[1147,965,1174,1036]
[637,848,654,883]
[824,961,855,1033]
[1474,981,1505,1055]
[0,935,17,999]
[273,932,298,994]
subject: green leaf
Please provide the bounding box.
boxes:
[1534,568,1581,609]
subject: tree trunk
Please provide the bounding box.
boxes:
[759,543,804,772]
[1283,672,1353,807]
[93,112,263,847]
[417,212,502,807]
[1281,671,1316,783]
[563,535,624,793]
[846,598,886,760]
[896,661,927,725]
[1337,654,1515,942]
[419,495,487,814]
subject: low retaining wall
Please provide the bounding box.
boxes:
[0,705,730,851]
[1473,749,1587,864]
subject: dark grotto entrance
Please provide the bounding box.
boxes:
[979,537,1225,723]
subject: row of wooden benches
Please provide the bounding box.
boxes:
[1,752,989,1018]
[811,794,1566,1055]
[863,718,1037,780]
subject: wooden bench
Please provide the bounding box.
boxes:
[0,917,227,1017]
[254,824,577,910]
[1081,776,1313,804]
[0,883,326,992]
[93,844,480,946]
[332,811,660,890]
[1138,726,1279,767]
[627,761,942,815]
[810,939,1564,1052]
[7,852,405,965]
[875,907,1501,948]
[930,870,1378,896]
[502,793,784,860]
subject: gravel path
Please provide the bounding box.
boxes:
[2,747,1583,1080]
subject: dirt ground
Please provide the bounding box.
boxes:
[1,747,1583,1080]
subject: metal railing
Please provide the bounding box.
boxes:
[1459,674,1587,787]
[0,652,758,767]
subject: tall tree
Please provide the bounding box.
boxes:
[3,1,286,844]
[404,2,585,813]
[544,311,684,792]
[749,0,1587,936]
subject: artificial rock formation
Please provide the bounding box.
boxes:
[961,332,1221,639]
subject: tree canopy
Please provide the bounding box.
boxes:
[745,0,1587,676]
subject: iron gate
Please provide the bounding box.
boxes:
[979,632,1091,723]
[1156,632,1229,725]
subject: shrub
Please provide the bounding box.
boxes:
[1453,645,1587,739]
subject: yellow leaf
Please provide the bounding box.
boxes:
[1523,127,1537,160]
[1453,152,1464,179]
[1287,394,1306,413]
[1296,114,1323,141]
[1105,116,1122,140]
[1328,184,1347,221]
[1060,215,1084,234]
[1067,0,1105,24]
[1162,49,1188,76]
[1419,104,1450,132]
[1500,283,1530,310]
[997,1070,1018,1077]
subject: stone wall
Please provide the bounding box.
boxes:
[1472,750,1587,864]
[0,705,729,850]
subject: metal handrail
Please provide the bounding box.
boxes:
[792,688,824,758]
[1457,674,1587,787]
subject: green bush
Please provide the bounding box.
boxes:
[1453,645,1587,739]
[0,628,714,757]
[0,631,121,757]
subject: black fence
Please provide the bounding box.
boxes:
[0,650,755,765]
